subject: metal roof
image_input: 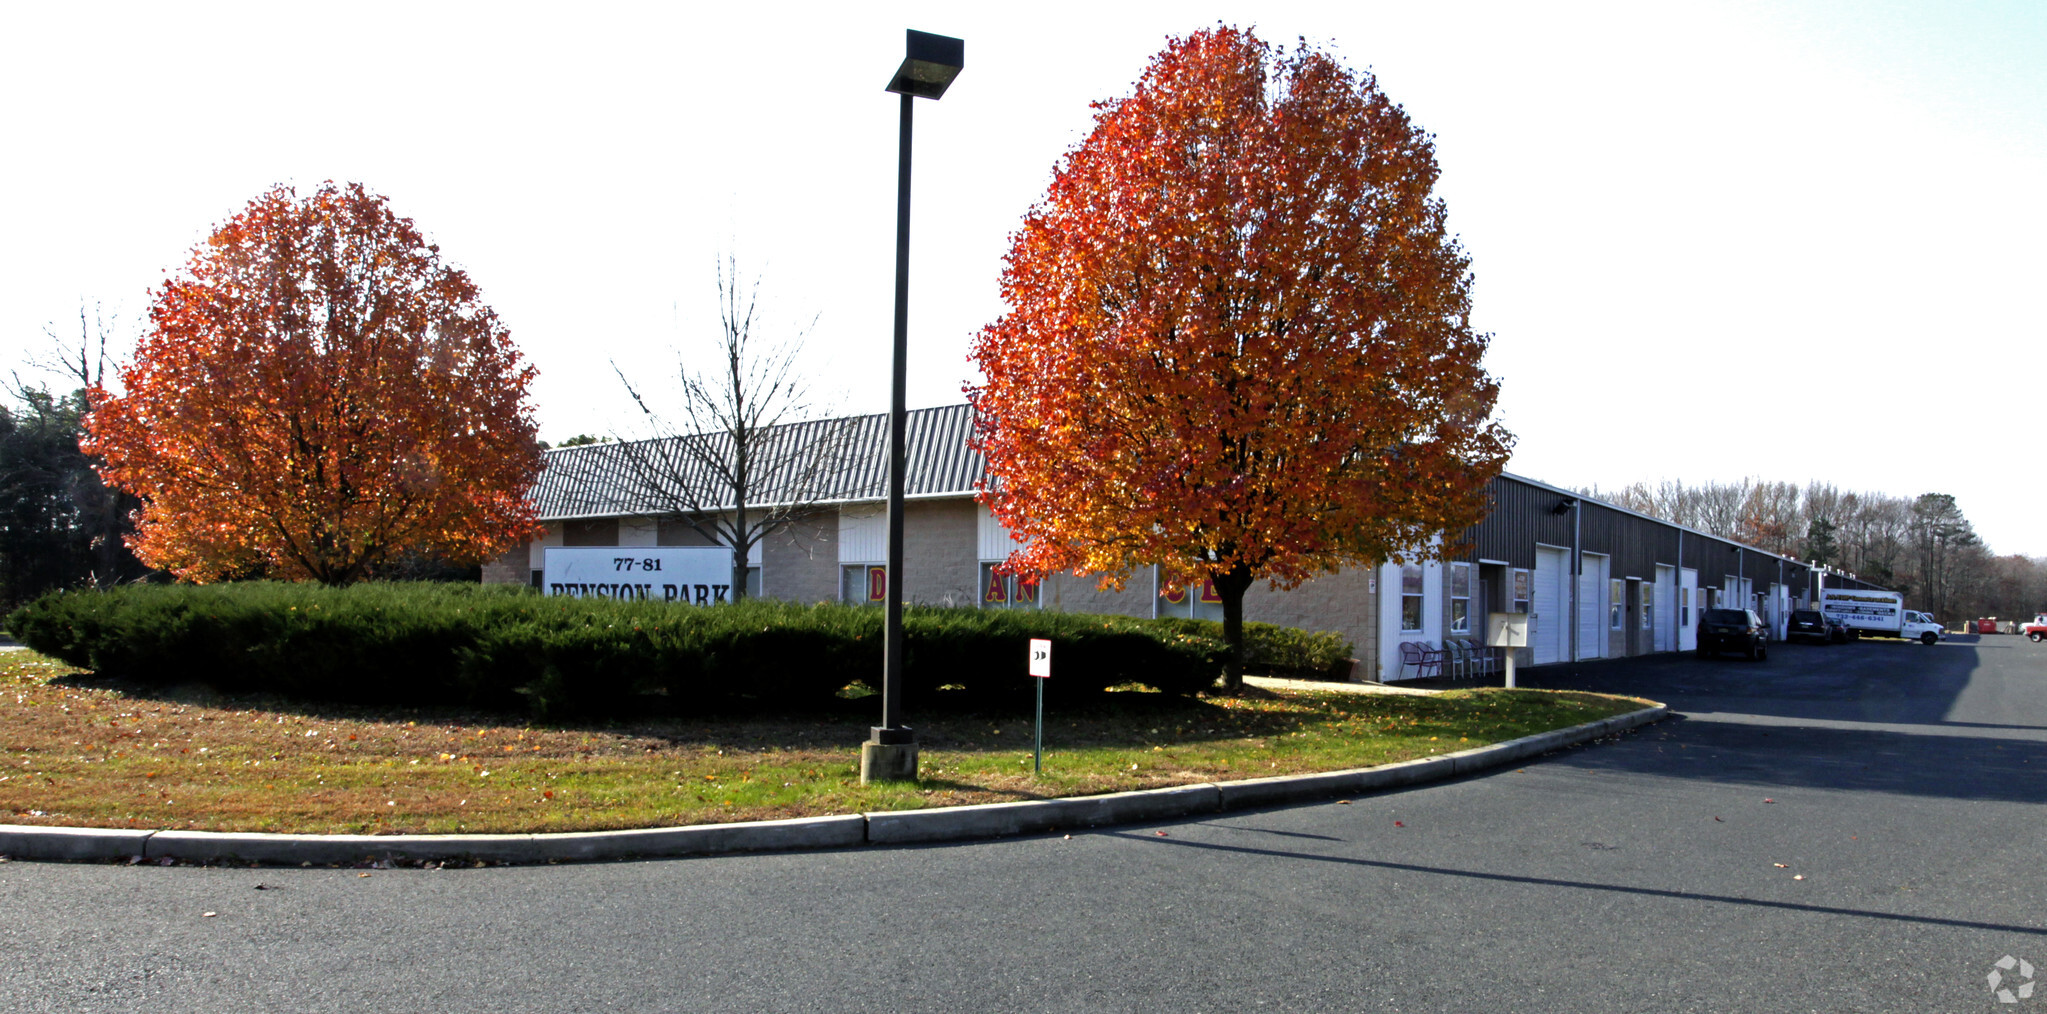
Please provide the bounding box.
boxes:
[534,403,1835,578]
[534,403,985,521]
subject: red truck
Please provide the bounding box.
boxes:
[2024,614,2047,642]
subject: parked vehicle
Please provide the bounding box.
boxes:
[1829,616,1857,641]
[1907,610,1945,643]
[1819,589,1945,644]
[1788,609,1837,644]
[1699,608,1769,660]
[2023,614,2047,643]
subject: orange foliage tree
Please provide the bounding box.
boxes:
[86,182,543,585]
[968,28,1511,686]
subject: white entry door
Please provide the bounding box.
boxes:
[1679,568,1699,651]
[1533,546,1568,665]
[1577,552,1609,660]
[1654,564,1676,652]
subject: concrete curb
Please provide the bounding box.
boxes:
[0,703,1665,866]
[0,824,155,862]
[867,784,1222,844]
[132,814,872,865]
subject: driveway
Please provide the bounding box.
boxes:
[0,635,2040,1012]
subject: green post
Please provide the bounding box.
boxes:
[1029,638,1050,776]
[1034,675,1044,776]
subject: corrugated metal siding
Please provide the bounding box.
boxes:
[1470,476,1577,567]
[978,503,1027,560]
[838,505,887,564]
[1581,502,1679,580]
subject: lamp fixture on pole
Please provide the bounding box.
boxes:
[863,29,963,785]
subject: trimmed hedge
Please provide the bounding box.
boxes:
[5,582,1270,718]
[1151,616,1355,680]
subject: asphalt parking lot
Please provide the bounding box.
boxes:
[0,633,2040,1012]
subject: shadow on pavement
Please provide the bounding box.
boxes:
[1103,830,2047,937]
[1513,639,2003,730]
[1403,633,2047,804]
[1546,713,2047,804]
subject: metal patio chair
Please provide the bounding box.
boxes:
[1398,641,1444,680]
[1458,638,1498,679]
[1441,638,1470,679]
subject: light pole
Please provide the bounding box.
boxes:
[862,29,963,785]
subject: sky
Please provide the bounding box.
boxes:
[3,2,2042,553]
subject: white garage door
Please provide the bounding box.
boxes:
[1533,546,1568,665]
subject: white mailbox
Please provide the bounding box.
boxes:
[1487,612,1528,688]
[1486,612,1529,648]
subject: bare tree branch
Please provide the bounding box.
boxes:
[561,256,857,601]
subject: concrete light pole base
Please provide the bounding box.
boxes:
[860,741,919,784]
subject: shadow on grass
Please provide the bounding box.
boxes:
[25,644,1621,773]
[40,666,1300,752]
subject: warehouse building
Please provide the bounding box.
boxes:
[487,403,1863,681]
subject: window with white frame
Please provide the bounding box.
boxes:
[839,506,888,606]
[1449,563,1471,634]
[1610,579,1624,630]
[979,562,1040,610]
[1640,582,1653,630]
[1400,563,1424,632]
[840,565,887,606]
[1512,569,1530,614]
[1680,587,1690,626]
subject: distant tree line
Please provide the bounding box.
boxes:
[1578,478,2047,624]
[0,385,150,609]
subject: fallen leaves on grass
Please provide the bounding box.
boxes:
[0,651,1645,835]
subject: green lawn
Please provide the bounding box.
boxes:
[0,650,1650,835]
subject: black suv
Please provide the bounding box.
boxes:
[1699,608,1768,660]
[1788,609,1835,644]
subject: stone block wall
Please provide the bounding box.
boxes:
[1040,572,1153,619]
[482,539,531,586]
[762,513,838,604]
[900,499,978,607]
[1245,568,1374,676]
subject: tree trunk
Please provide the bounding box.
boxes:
[1215,561,1255,691]
[731,503,749,604]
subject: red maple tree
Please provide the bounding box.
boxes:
[86,182,543,584]
[969,28,1511,686]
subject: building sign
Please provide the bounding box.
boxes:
[983,567,1039,606]
[1162,576,1224,605]
[543,547,736,603]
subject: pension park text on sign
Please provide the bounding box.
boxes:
[542,547,738,604]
